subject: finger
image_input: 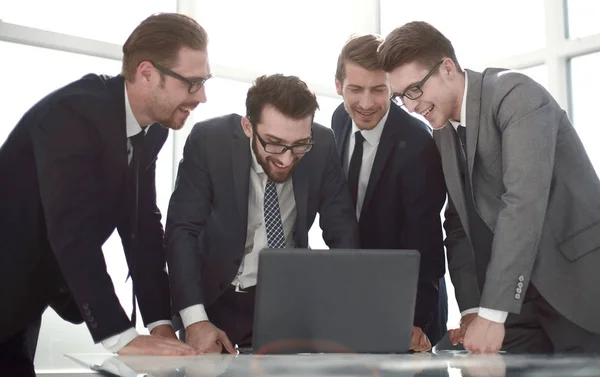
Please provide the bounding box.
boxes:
[448,329,459,345]
[415,332,425,352]
[410,332,419,350]
[424,335,432,352]
[219,331,237,354]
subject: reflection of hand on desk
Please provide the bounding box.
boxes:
[100,354,235,377]
[449,353,507,377]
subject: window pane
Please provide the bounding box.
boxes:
[0,41,174,371]
[0,0,176,44]
[380,0,546,70]
[566,0,600,39]
[314,95,342,128]
[518,65,549,90]
[194,0,355,85]
[570,52,600,173]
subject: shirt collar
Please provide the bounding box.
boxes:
[250,138,264,175]
[449,72,468,131]
[124,83,151,137]
[351,106,390,145]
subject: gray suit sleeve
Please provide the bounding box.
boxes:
[165,125,212,313]
[444,196,482,312]
[481,80,559,313]
[318,129,360,248]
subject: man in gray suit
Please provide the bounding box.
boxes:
[166,74,359,353]
[378,21,600,353]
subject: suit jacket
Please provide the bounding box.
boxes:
[165,114,359,313]
[332,103,447,344]
[0,74,172,343]
[437,68,600,334]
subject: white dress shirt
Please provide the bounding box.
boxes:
[345,108,390,220]
[100,85,173,353]
[450,73,508,324]
[180,140,297,328]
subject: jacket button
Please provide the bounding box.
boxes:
[516,288,522,294]
[518,275,524,282]
[82,303,89,310]
[515,293,521,299]
[517,282,524,288]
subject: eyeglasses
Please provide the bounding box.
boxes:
[390,60,444,105]
[151,62,212,94]
[252,124,314,155]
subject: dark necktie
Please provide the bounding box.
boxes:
[128,130,145,326]
[456,125,493,291]
[264,180,286,248]
[347,131,365,209]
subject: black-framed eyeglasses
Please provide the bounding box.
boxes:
[390,60,444,105]
[151,62,212,94]
[252,124,314,155]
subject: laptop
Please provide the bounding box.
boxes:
[251,248,420,354]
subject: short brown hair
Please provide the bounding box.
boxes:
[335,34,383,83]
[246,74,319,125]
[122,13,208,81]
[378,21,461,72]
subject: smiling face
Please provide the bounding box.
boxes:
[387,58,464,130]
[336,61,391,131]
[242,105,313,183]
[144,47,211,130]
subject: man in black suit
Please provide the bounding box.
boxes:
[0,13,209,373]
[332,35,448,350]
[165,74,360,353]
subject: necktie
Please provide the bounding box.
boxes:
[456,125,493,291]
[264,180,286,248]
[128,130,145,326]
[347,131,365,209]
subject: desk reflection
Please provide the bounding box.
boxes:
[64,351,600,377]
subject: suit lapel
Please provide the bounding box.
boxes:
[361,109,397,214]
[465,70,483,181]
[104,75,129,197]
[142,124,169,170]
[435,126,469,235]
[292,155,309,246]
[232,125,251,228]
[336,117,352,165]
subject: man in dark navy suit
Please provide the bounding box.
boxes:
[332,34,448,350]
[0,13,210,374]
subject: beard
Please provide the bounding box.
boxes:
[252,135,298,183]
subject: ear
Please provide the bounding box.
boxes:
[137,61,155,83]
[335,79,343,96]
[441,58,457,77]
[241,116,253,138]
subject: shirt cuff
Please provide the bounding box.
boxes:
[101,327,139,353]
[180,304,209,329]
[478,308,509,323]
[147,320,173,332]
[461,307,479,317]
